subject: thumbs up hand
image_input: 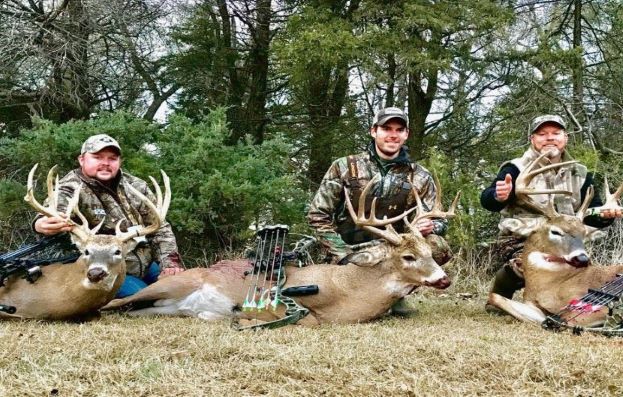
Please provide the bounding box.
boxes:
[495,174,513,202]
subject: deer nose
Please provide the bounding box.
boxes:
[425,275,451,290]
[87,267,108,283]
[569,253,590,268]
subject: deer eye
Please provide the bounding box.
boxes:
[84,249,90,256]
[402,254,417,261]
[114,249,121,256]
[550,228,564,237]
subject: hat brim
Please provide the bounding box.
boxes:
[375,115,408,126]
[530,120,566,134]
[83,144,122,155]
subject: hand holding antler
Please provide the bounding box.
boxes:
[591,177,623,219]
[407,174,460,237]
[30,165,73,235]
[26,164,96,242]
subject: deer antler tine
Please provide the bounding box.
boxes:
[410,185,424,218]
[358,174,379,219]
[363,225,402,245]
[48,165,58,208]
[545,195,559,218]
[514,154,581,217]
[149,175,163,210]
[24,164,57,218]
[27,163,38,192]
[125,184,160,221]
[161,170,171,218]
[369,197,378,220]
[447,191,461,217]
[91,218,105,235]
[115,219,124,236]
[344,186,358,221]
[432,174,443,211]
[64,183,81,219]
[117,171,171,243]
[576,186,594,220]
[382,222,404,245]
[524,160,578,181]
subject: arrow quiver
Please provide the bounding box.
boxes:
[242,225,289,312]
[236,225,319,330]
[542,274,623,336]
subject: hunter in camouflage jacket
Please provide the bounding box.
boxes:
[308,142,448,260]
[35,168,181,277]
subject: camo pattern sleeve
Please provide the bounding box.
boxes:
[307,158,351,258]
[407,164,448,236]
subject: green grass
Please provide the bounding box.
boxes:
[2,285,623,396]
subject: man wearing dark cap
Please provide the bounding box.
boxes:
[480,115,620,312]
[34,134,184,298]
[307,107,451,316]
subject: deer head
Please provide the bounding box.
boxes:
[499,154,622,269]
[341,174,459,289]
[24,164,170,290]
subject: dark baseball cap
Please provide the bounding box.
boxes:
[373,107,409,126]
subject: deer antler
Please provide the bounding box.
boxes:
[579,176,623,220]
[344,174,418,245]
[407,174,460,236]
[24,164,98,242]
[514,152,578,218]
[116,170,171,242]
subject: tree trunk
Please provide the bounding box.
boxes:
[571,0,585,142]
[407,68,437,160]
[245,0,271,144]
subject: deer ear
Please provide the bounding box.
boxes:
[124,238,139,252]
[338,245,389,267]
[69,233,85,251]
[586,226,607,242]
[499,218,541,237]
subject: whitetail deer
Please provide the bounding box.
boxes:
[0,164,170,320]
[488,154,623,327]
[103,175,459,326]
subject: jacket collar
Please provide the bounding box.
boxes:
[367,140,411,166]
[75,168,123,192]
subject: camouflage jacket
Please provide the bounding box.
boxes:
[481,147,610,235]
[308,142,446,258]
[34,169,181,277]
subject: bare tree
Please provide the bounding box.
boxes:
[0,0,181,126]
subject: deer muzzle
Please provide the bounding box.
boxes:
[566,253,590,268]
[424,275,451,290]
[87,266,109,283]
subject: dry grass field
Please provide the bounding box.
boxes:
[2,254,623,397]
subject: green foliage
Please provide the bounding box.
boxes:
[155,110,307,259]
[422,147,498,249]
[0,110,307,261]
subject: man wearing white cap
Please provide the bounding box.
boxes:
[34,134,184,298]
[308,107,451,316]
[480,115,620,311]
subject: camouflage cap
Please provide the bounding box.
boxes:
[81,134,121,155]
[529,115,566,136]
[373,107,408,127]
